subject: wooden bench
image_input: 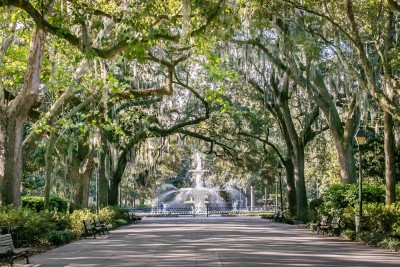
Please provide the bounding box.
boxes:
[329,217,341,236]
[312,216,341,236]
[0,233,30,266]
[274,211,284,223]
[262,213,276,222]
[93,217,109,234]
[128,213,142,224]
[311,215,329,234]
[83,219,103,239]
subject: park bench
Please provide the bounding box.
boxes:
[0,233,30,266]
[328,217,342,236]
[262,213,276,222]
[262,211,284,222]
[128,212,142,224]
[83,219,103,239]
[93,217,109,234]
[311,215,329,234]
[311,216,342,236]
[274,211,284,223]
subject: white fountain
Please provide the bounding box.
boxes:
[181,151,212,213]
[156,151,226,214]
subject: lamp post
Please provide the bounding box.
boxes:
[92,150,99,215]
[355,128,367,232]
[275,178,278,213]
[277,162,284,212]
[205,193,209,217]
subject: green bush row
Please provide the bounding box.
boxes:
[0,205,130,246]
[21,195,69,213]
[309,183,400,246]
[341,229,400,252]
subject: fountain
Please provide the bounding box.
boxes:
[156,151,228,215]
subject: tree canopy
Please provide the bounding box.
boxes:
[0,0,399,220]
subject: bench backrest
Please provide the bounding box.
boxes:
[331,217,340,227]
[94,217,101,226]
[0,234,14,254]
[320,216,329,226]
[83,220,93,230]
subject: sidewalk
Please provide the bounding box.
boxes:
[15,217,400,266]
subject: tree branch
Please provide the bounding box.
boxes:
[177,129,237,159]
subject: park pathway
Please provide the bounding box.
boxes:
[18,217,400,267]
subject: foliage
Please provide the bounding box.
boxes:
[0,206,69,244]
[341,229,356,241]
[308,198,324,222]
[320,184,356,215]
[69,207,129,237]
[341,229,400,252]
[321,183,385,215]
[21,195,68,212]
[46,230,75,246]
[69,209,95,237]
[363,203,400,235]
[356,231,386,247]
[0,205,132,246]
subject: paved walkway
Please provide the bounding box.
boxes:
[16,217,400,266]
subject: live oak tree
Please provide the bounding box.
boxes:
[234,2,362,186]
[0,0,228,206]
[283,0,399,204]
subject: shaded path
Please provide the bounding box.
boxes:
[20,217,400,266]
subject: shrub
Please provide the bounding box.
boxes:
[320,183,386,216]
[356,231,385,246]
[378,237,400,252]
[0,206,57,244]
[341,229,356,241]
[46,230,75,246]
[21,195,68,212]
[308,198,325,222]
[21,196,44,212]
[49,195,69,212]
[363,203,400,234]
[341,206,357,229]
[69,209,95,238]
[323,184,357,214]
[98,206,117,224]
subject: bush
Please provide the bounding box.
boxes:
[356,231,386,246]
[378,237,400,252]
[341,229,356,240]
[0,205,131,245]
[69,209,95,238]
[0,206,57,244]
[49,195,69,212]
[98,206,117,224]
[363,203,400,234]
[46,230,75,246]
[320,183,386,216]
[21,195,68,212]
[21,196,44,212]
[308,198,325,222]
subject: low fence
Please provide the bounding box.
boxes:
[130,205,276,217]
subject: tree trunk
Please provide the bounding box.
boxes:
[384,111,396,205]
[335,140,358,184]
[68,157,93,211]
[108,150,128,206]
[0,28,47,206]
[44,131,57,210]
[293,144,308,221]
[0,116,25,206]
[99,149,109,208]
[284,157,297,217]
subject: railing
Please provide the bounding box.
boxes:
[130,205,275,217]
